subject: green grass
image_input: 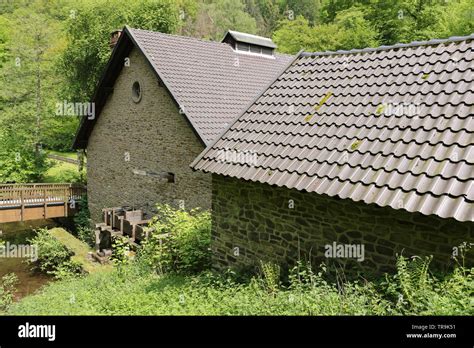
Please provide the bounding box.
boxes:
[43,160,78,183]
[48,150,78,160]
[42,151,86,183]
[6,261,473,316]
[48,228,112,274]
[5,268,380,315]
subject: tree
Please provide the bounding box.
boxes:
[255,0,286,35]
[59,0,180,102]
[367,0,474,45]
[285,0,323,24]
[0,17,8,68]
[418,0,474,39]
[188,0,258,40]
[0,6,62,181]
[273,16,327,53]
[273,8,378,54]
[321,0,366,22]
[334,6,378,49]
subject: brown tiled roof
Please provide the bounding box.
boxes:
[191,35,474,222]
[73,27,293,148]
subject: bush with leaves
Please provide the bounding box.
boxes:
[381,248,473,315]
[72,196,95,247]
[73,196,90,229]
[7,253,474,315]
[0,273,18,312]
[0,148,50,183]
[28,229,83,279]
[139,204,211,274]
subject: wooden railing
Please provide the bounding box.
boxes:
[0,183,86,222]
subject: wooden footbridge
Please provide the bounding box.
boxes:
[0,183,86,223]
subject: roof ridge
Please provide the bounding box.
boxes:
[227,29,273,41]
[127,26,292,58]
[301,33,474,58]
[127,26,228,47]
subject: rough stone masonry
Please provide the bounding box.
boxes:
[211,175,473,275]
[86,48,211,222]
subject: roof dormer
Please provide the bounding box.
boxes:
[222,30,277,57]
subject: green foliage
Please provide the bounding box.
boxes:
[382,254,474,315]
[0,273,18,312]
[0,16,9,68]
[8,256,473,315]
[72,196,95,247]
[0,149,50,183]
[367,0,474,44]
[75,226,95,248]
[44,165,81,183]
[139,204,211,274]
[42,116,79,152]
[272,16,318,53]
[27,228,83,280]
[334,6,378,48]
[274,0,473,54]
[285,0,322,24]
[0,1,78,176]
[73,196,90,230]
[182,0,257,40]
[111,235,132,272]
[273,8,379,54]
[258,261,281,294]
[60,0,180,102]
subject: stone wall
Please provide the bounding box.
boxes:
[211,174,473,275]
[87,47,211,222]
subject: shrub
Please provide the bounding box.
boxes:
[28,229,83,280]
[7,257,473,316]
[76,226,96,248]
[381,254,474,315]
[258,261,281,294]
[73,196,91,229]
[73,197,96,247]
[111,235,133,277]
[0,273,18,312]
[139,204,211,274]
[51,168,82,183]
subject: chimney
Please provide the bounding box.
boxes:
[109,30,122,49]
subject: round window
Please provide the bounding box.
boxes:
[132,81,142,103]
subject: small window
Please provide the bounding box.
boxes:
[236,42,250,52]
[250,45,261,54]
[132,81,142,103]
[261,47,274,56]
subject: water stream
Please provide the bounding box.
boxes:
[0,220,58,300]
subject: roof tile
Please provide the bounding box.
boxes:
[192,35,474,222]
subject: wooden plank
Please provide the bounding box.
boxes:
[0,208,22,223]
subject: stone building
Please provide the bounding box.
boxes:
[192,35,474,274]
[73,27,292,221]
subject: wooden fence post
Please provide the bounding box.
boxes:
[43,188,47,219]
[20,189,24,222]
